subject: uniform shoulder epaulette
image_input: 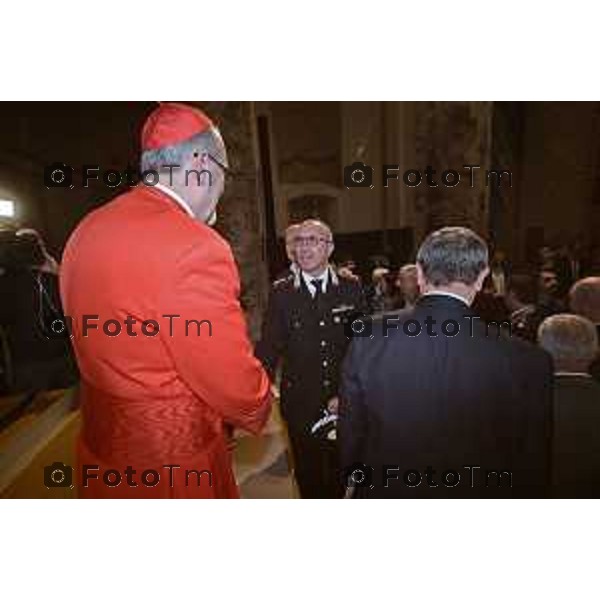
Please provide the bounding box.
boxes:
[272,274,294,289]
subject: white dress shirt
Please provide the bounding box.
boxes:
[302,268,329,298]
[422,290,470,306]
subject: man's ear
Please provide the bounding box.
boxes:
[475,267,490,292]
[416,263,427,292]
[327,242,334,259]
[192,150,210,168]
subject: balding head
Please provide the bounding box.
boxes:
[538,313,599,373]
[301,219,333,241]
[569,277,600,324]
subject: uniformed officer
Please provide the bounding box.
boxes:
[256,219,367,498]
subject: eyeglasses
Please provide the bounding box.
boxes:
[194,151,234,184]
[291,235,333,248]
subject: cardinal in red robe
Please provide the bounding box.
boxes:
[60,102,272,498]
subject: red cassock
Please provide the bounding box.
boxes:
[60,184,272,498]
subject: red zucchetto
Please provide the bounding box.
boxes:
[141,102,214,151]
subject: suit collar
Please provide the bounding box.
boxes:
[419,291,470,310]
[293,264,339,291]
[301,268,329,296]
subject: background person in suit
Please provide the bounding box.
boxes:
[60,103,272,498]
[538,314,600,497]
[339,226,553,498]
[256,219,366,498]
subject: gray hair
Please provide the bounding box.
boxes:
[416,226,488,286]
[139,130,222,178]
[538,313,599,365]
[300,219,333,242]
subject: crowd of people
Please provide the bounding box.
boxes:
[263,222,600,497]
[44,102,600,499]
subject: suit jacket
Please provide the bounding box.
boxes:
[60,184,271,498]
[339,293,553,498]
[552,374,600,497]
[256,268,366,433]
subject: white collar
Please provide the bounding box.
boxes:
[422,290,470,306]
[555,372,593,378]
[153,183,195,219]
[302,268,329,296]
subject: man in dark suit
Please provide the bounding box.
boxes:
[256,219,366,498]
[569,277,600,383]
[538,313,600,497]
[339,226,553,498]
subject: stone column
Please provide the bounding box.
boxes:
[412,101,493,242]
[191,101,269,341]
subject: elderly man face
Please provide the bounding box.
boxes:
[293,220,334,275]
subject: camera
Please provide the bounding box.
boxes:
[343,311,373,339]
[344,162,373,188]
[44,461,73,488]
[44,162,74,188]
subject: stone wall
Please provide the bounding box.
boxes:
[413,101,493,242]
[192,101,269,340]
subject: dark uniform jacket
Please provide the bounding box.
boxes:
[256,266,367,434]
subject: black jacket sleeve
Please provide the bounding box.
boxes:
[338,336,369,471]
[255,288,288,382]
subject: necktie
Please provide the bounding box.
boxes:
[310,278,323,299]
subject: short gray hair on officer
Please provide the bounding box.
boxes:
[416,226,488,286]
[284,222,302,242]
[300,219,333,242]
[538,313,599,366]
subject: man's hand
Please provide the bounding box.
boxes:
[327,396,339,415]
